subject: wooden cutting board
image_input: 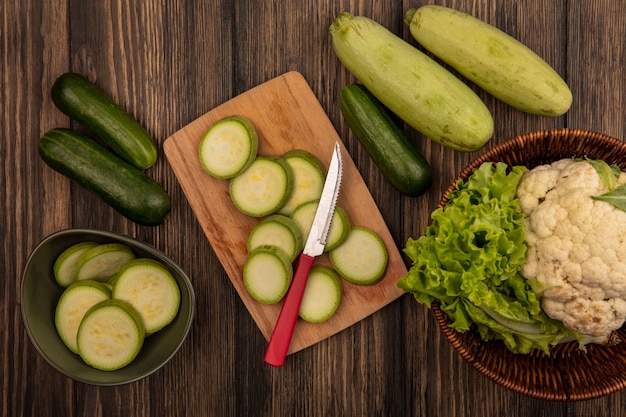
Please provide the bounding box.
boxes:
[163,71,407,356]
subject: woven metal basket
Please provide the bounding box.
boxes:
[433,128,626,401]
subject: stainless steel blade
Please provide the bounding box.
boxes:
[302,142,343,257]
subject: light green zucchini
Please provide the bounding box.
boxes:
[329,12,494,152]
[404,5,572,116]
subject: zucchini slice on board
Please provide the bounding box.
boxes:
[278,149,326,216]
[299,265,343,323]
[291,200,351,252]
[77,299,145,371]
[243,245,293,304]
[199,115,259,179]
[330,227,388,285]
[55,280,112,353]
[229,156,294,217]
[247,214,303,262]
[112,258,181,334]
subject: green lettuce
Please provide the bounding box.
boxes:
[398,162,576,354]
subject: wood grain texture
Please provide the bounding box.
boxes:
[3,0,626,415]
[164,71,406,354]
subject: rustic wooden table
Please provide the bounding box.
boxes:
[3,0,626,415]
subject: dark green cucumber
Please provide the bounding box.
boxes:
[39,128,170,226]
[51,72,157,169]
[340,84,432,196]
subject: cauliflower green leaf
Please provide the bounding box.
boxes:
[593,184,626,212]
[581,157,621,191]
[582,157,626,212]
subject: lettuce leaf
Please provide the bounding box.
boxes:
[398,162,576,354]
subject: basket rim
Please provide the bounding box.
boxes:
[431,127,626,401]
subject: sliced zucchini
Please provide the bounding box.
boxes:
[247,214,303,262]
[55,280,112,353]
[243,245,293,304]
[278,149,326,216]
[53,241,99,287]
[299,265,343,323]
[75,243,136,282]
[199,115,259,179]
[330,227,388,285]
[291,200,351,251]
[111,258,181,334]
[229,156,294,217]
[77,299,145,371]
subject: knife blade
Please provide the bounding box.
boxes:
[264,142,343,367]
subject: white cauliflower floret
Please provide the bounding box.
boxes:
[518,159,626,341]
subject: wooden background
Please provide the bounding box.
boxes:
[2,0,625,416]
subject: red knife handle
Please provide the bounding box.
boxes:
[264,253,316,367]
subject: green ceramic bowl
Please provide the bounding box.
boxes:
[21,228,196,386]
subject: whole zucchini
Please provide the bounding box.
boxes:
[340,84,432,196]
[329,13,494,152]
[39,128,171,226]
[51,72,157,169]
[404,5,572,117]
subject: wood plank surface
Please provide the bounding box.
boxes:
[3,0,626,416]
[163,71,406,354]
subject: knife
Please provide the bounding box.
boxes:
[264,142,343,367]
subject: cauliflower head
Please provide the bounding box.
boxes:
[517,159,626,341]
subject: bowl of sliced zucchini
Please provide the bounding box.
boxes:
[21,228,195,386]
